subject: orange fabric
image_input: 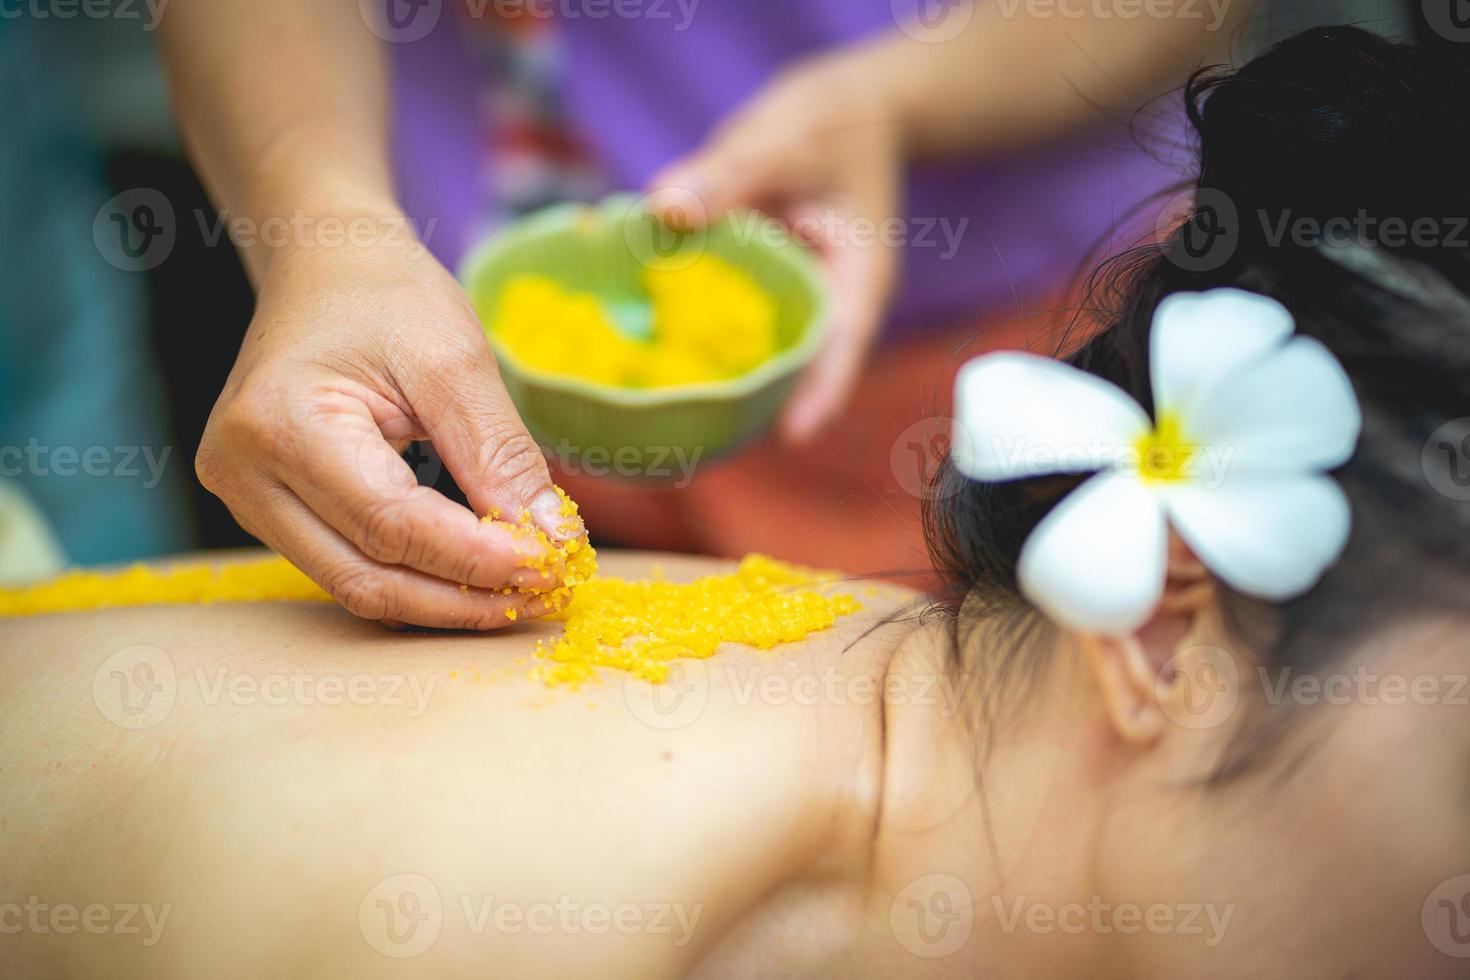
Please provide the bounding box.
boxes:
[553,309,1054,587]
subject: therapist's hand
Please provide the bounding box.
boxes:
[646,57,903,442]
[196,224,581,629]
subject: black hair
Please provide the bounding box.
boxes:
[924,26,1470,778]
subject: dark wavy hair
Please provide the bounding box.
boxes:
[924,25,1470,780]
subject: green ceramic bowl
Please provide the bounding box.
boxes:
[459,194,828,476]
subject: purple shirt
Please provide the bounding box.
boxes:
[391,2,1183,331]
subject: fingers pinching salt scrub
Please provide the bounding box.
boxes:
[0,484,861,690]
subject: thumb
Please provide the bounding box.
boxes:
[417,341,584,543]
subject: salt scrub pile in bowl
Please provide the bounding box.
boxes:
[493,255,778,387]
[460,194,828,467]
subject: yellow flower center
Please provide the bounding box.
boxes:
[1134,412,1197,484]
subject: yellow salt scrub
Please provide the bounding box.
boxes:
[0,555,332,617]
[530,554,860,689]
[0,487,594,619]
[482,484,598,613]
[0,483,857,693]
[491,254,778,388]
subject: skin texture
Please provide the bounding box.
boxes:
[0,553,912,978]
[2,551,1466,978]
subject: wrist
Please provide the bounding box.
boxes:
[788,40,912,157]
[238,200,424,287]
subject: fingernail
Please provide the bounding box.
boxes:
[530,488,585,542]
[510,567,555,589]
[645,184,705,230]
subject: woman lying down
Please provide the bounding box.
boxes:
[3,26,1469,979]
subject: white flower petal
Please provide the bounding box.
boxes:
[1018,473,1168,634]
[1162,473,1351,600]
[952,352,1149,481]
[1182,336,1361,474]
[1151,288,1295,417]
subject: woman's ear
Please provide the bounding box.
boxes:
[1077,534,1219,747]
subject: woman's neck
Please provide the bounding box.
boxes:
[867,619,1128,978]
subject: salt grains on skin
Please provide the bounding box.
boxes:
[0,487,861,692]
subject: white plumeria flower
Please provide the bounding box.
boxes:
[951,288,1362,634]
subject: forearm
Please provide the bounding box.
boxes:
[155,0,399,284]
[815,1,1251,160]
